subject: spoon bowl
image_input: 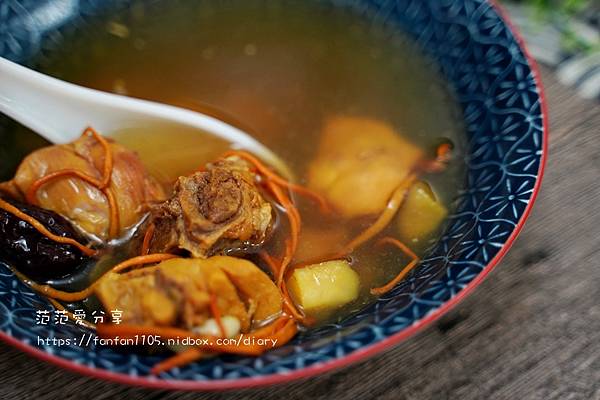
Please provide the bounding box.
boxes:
[0,57,289,176]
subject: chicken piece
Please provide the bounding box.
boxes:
[307,116,424,217]
[0,134,166,241]
[147,157,272,258]
[95,256,282,331]
[218,259,283,322]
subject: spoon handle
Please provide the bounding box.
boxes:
[0,57,105,143]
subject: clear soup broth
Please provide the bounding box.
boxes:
[2,0,466,325]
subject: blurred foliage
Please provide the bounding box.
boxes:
[509,0,599,54]
[529,0,590,14]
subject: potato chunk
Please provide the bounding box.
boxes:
[287,260,360,315]
[397,181,448,243]
[308,116,423,217]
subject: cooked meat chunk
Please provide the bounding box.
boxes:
[95,256,282,332]
[0,134,166,240]
[307,116,424,217]
[147,157,272,258]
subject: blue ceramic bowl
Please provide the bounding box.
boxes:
[0,0,547,390]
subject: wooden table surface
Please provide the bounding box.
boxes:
[0,66,598,400]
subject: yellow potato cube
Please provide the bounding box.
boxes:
[397,181,448,243]
[287,260,360,315]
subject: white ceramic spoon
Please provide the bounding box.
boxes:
[0,57,289,176]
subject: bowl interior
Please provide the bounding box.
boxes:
[0,0,544,387]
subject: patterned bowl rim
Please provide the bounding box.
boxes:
[0,0,548,391]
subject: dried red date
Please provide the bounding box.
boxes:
[0,197,90,281]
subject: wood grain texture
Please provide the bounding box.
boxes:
[0,66,598,400]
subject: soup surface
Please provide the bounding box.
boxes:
[0,0,465,325]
